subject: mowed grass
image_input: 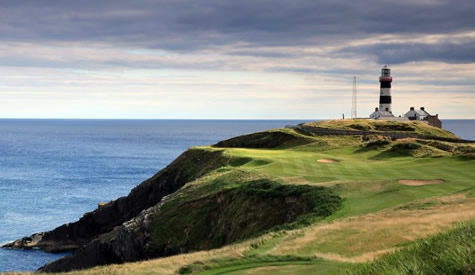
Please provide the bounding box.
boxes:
[23,125,475,275]
[220,142,475,219]
[181,256,348,275]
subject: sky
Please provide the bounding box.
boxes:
[0,0,474,119]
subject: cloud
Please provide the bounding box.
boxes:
[0,0,474,51]
[338,39,475,65]
[0,0,474,67]
[0,0,474,118]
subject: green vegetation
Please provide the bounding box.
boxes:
[304,119,459,138]
[343,222,474,275]
[455,145,475,158]
[31,120,475,275]
[178,255,348,275]
[214,128,314,149]
[150,171,342,253]
[222,138,474,219]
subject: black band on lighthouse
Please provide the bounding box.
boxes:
[380,82,391,88]
[379,96,392,104]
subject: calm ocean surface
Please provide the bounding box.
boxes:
[0,119,473,271]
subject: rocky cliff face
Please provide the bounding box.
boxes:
[3,130,343,273]
[3,148,229,253]
[38,176,341,273]
[39,193,175,272]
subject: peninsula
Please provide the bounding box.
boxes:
[4,119,475,274]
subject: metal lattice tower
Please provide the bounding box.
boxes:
[351,76,357,119]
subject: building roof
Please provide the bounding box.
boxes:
[370,110,394,118]
[404,108,434,120]
[417,109,430,116]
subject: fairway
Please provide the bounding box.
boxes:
[220,142,475,218]
[36,123,475,275]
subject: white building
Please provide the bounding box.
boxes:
[404,107,442,128]
[404,107,429,120]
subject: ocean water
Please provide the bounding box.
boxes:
[0,119,473,272]
[0,119,306,272]
[440,120,475,140]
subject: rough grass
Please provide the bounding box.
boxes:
[342,222,474,275]
[213,129,314,149]
[14,120,475,275]
[304,119,458,138]
[150,171,342,255]
[268,194,475,261]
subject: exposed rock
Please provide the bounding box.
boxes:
[38,179,342,273]
[39,194,173,272]
[2,148,229,252]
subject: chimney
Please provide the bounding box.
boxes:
[410,107,415,111]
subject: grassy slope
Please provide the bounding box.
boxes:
[149,171,341,253]
[226,141,475,219]
[304,119,459,138]
[343,222,474,275]
[25,120,475,275]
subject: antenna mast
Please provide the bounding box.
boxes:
[351,76,357,119]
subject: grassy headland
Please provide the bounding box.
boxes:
[7,119,473,275]
[303,119,459,138]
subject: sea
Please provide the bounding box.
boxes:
[0,119,474,272]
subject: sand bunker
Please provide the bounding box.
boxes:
[399,179,444,186]
[317,159,339,163]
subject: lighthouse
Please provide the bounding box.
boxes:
[367,65,442,126]
[379,65,392,113]
[369,65,395,119]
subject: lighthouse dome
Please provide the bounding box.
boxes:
[381,66,391,77]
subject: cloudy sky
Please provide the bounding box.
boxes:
[1,0,474,119]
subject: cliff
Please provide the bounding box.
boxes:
[3,120,474,273]
[4,127,341,272]
[3,148,230,252]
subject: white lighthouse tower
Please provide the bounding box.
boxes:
[370,65,395,119]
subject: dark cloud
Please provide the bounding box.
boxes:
[0,0,474,63]
[227,50,294,58]
[339,41,475,64]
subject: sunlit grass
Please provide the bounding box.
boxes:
[17,122,475,275]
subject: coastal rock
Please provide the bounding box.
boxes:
[2,148,229,253]
[39,195,173,272]
[38,178,342,273]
